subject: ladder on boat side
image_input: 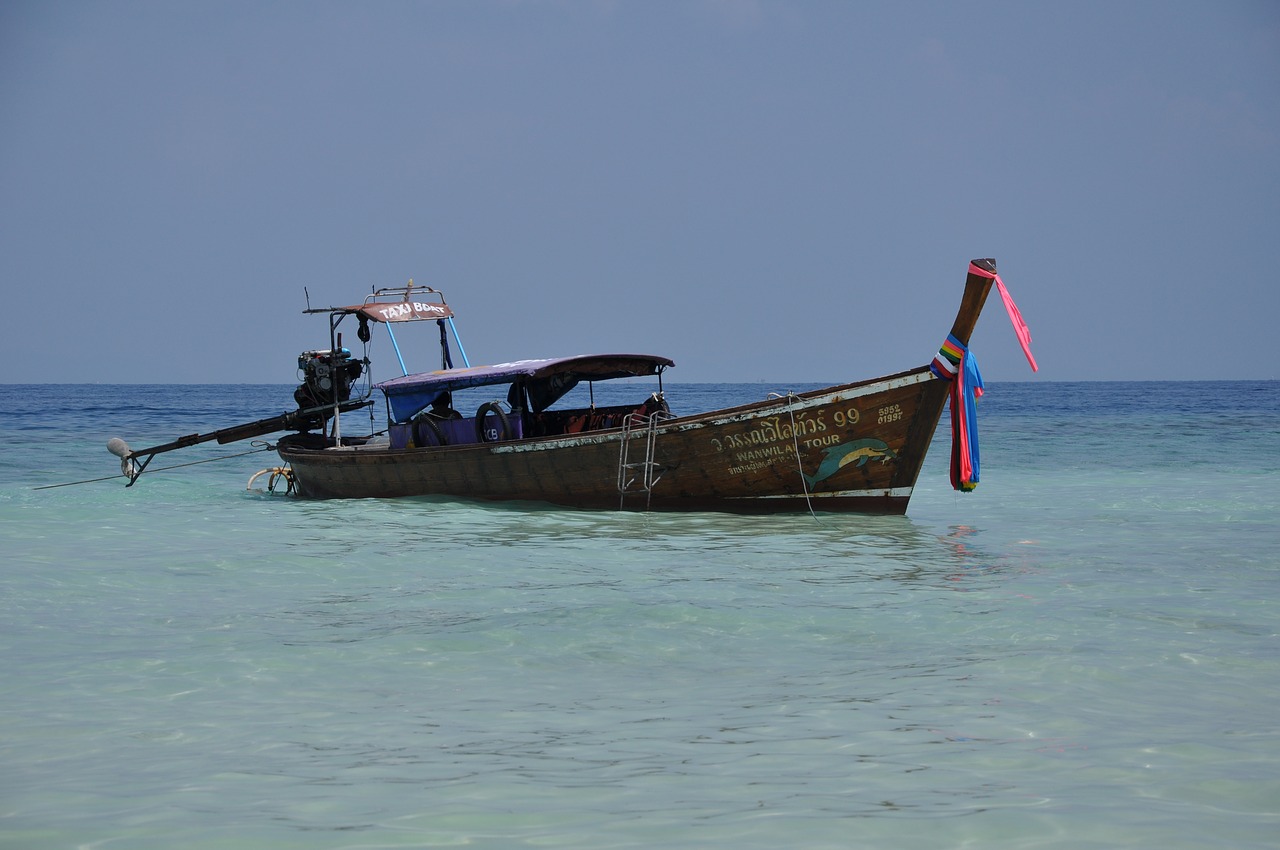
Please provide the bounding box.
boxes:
[618,410,673,509]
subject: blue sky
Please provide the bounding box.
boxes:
[2,0,1277,383]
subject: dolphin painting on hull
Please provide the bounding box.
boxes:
[803,439,898,489]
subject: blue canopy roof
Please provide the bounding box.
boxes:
[375,354,673,422]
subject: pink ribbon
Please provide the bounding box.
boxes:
[953,350,975,489]
[969,262,1038,372]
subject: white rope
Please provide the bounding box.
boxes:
[767,392,819,521]
[247,465,295,494]
[34,444,276,491]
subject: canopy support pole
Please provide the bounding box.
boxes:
[385,324,409,376]
[447,317,470,368]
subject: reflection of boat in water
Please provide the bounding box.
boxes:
[110,258,1035,513]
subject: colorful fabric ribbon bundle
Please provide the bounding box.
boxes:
[931,333,984,491]
[930,263,1038,492]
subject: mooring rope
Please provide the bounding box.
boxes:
[767,392,819,521]
[33,444,277,491]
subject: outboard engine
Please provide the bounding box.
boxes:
[294,348,363,410]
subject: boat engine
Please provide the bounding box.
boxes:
[294,348,363,410]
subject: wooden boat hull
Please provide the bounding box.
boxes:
[278,365,949,513]
[276,259,998,513]
[105,258,1012,511]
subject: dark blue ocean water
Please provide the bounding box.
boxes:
[1,381,1277,849]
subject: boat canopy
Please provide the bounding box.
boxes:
[375,354,674,422]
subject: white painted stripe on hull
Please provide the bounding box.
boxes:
[728,487,914,500]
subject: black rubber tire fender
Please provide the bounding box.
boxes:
[411,413,447,447]
[475,401,511,443]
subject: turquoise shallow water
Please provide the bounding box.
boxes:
[2,381,1278,849]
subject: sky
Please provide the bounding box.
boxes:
[2,0,1277,384]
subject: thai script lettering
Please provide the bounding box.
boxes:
[710,413,827,454]
[710,406,864,454]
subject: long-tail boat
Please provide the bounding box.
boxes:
[107,258,1035,513]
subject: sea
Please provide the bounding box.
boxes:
[1,381,1277,850]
